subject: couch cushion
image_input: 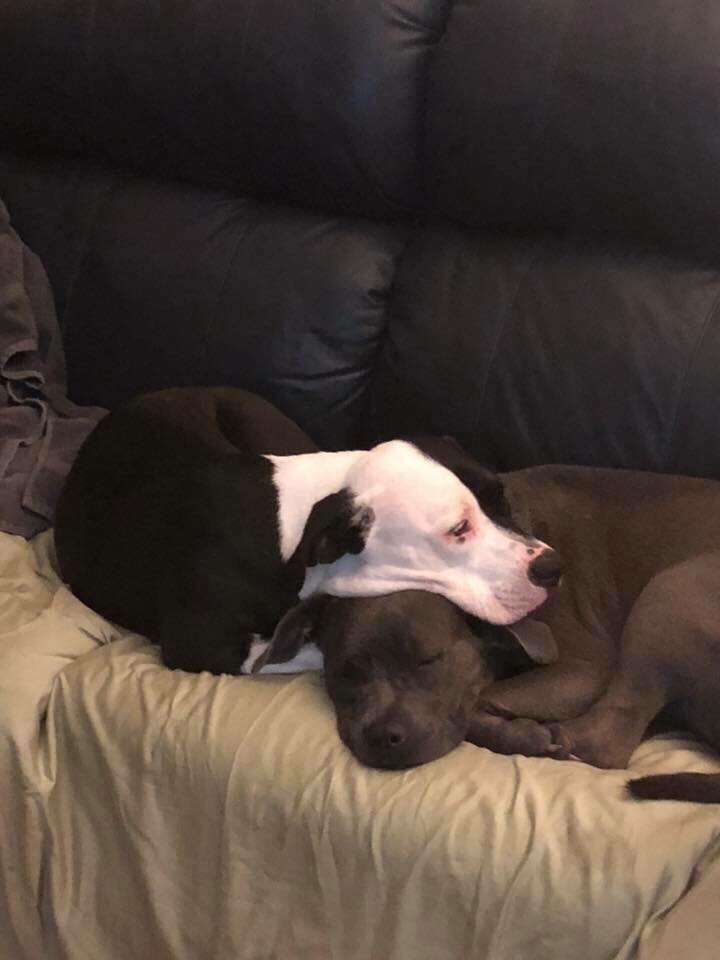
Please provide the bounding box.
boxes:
[426,0,720,257]
[0,0,449,218]
[0,156,407,448]
[369,224,720,476]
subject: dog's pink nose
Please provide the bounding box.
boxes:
[528,549,563,588]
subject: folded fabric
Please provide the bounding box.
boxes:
[0,198,106,537]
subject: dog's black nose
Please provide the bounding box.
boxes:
[364,718,408,751]
[528,549,563,588]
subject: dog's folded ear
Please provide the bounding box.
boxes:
[250,594,331,673]
[469,617,558,678]
[504,618,558,665]
[295,488,374,567]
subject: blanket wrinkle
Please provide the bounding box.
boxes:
[0,197,106,538]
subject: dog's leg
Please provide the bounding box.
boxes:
[156,544,280,676]
[548,557,720,769]
[468,656,612,757]
[159,597,257,675]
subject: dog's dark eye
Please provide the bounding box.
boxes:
[417,652,444,667]
[448,519,470,538]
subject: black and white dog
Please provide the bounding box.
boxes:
[55,387,561,676]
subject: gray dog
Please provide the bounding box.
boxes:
[253,590,535,769]
[261,463,720,803]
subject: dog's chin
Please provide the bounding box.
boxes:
[442,579,548,626]
[488,586,549,626]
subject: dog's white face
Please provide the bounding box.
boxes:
[299,441,553,624]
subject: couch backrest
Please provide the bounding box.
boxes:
[367,0,720,475]
[0,0,449,218]
[426,0,720,258]
[3,0,720,476]
[367,225,720,475]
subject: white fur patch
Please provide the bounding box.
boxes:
[241,635,271,673]
[257,642,325,674]
[242,637,325,675]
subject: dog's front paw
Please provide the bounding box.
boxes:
[546,712,636,770]
[543,722,575,760]
[468,712,571,759]
[509,717,573,759]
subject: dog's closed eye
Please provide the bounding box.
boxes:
[417,652,445,667]
[448,519,471,539]
[338,659,371,685]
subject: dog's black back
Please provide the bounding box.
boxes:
[55,387,318,671]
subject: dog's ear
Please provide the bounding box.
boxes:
[251,595,331,673]
[469,617,558,677]
[504,619,558,665]
[295,489,374,567]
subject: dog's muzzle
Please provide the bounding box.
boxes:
[350,709,461,770]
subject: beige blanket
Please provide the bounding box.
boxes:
[2,530,720,960]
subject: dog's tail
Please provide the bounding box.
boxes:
[627,771,720,803]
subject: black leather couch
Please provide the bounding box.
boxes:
[3,3,720,959]
[4,0,720,475]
